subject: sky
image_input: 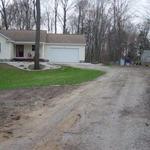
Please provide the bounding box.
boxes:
[130,0,149,23]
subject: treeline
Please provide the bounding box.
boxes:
[0,0,150,63]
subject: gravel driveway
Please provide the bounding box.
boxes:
[0,65,150,150]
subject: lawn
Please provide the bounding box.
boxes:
[0,64,105,90]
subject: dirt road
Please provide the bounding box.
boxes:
[0,65,150,150]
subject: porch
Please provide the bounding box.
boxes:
[13,43,45,60]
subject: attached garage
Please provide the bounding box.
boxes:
[47,47,79,63]
[45,34,86,63]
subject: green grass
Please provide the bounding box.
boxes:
[0,64,105,90]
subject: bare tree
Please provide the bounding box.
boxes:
[84,0,112,63]
[0,0,9,30]
[68,14,78,33]
[137,20,150,51]
[67,0,132,63]
[34,0,41,69]
[108,0,131,62]
[60,0,74,34]
[54,0,59,33]
[75,0,87,34]
[43,8,54,32]
[61,0,68,34]
[4,0,36,30]
[22,0,33,30]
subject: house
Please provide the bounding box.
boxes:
[141,50,150,65]
[0,30,86,63]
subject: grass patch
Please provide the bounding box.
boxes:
[0,64,105,90]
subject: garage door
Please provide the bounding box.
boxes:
[47,48,79,62]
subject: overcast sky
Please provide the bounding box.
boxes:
[131,0,149,22]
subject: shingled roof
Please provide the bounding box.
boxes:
[0,30,47,42]
[0,30,85,44]
[46,34,85,44]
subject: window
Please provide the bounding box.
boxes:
[0,43,1,53]
[32,45,35,51]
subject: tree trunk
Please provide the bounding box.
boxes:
[77,7,81,34]
[47,13,50,32]
[1,0,8,30]
[54,11,57,33]
[34,0,40,70]
[54,0,58,34]
[63,7,67,34]
[3,9,8,30]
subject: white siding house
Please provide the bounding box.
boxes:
[0,34,14,60]
[0,30,86,63]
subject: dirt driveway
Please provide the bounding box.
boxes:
[0,65,150,150]
[0,86,76,128]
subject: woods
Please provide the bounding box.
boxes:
[0,0,149,64]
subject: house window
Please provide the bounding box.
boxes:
[0,43,1,53]
[32,45,35,51]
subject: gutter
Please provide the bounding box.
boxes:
[45,43,86,46]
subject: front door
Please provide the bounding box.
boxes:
[16,45,24,57]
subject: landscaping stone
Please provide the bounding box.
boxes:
[6,61,61,71]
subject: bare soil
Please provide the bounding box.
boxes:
[0,86,77,129]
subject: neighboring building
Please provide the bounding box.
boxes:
[141,50,150,65]
[0,30,86,63]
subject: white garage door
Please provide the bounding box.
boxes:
[47,47,79,62]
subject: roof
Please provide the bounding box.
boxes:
[0,30,47,42]
[0,30,85,44]
[46,34,85,44]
